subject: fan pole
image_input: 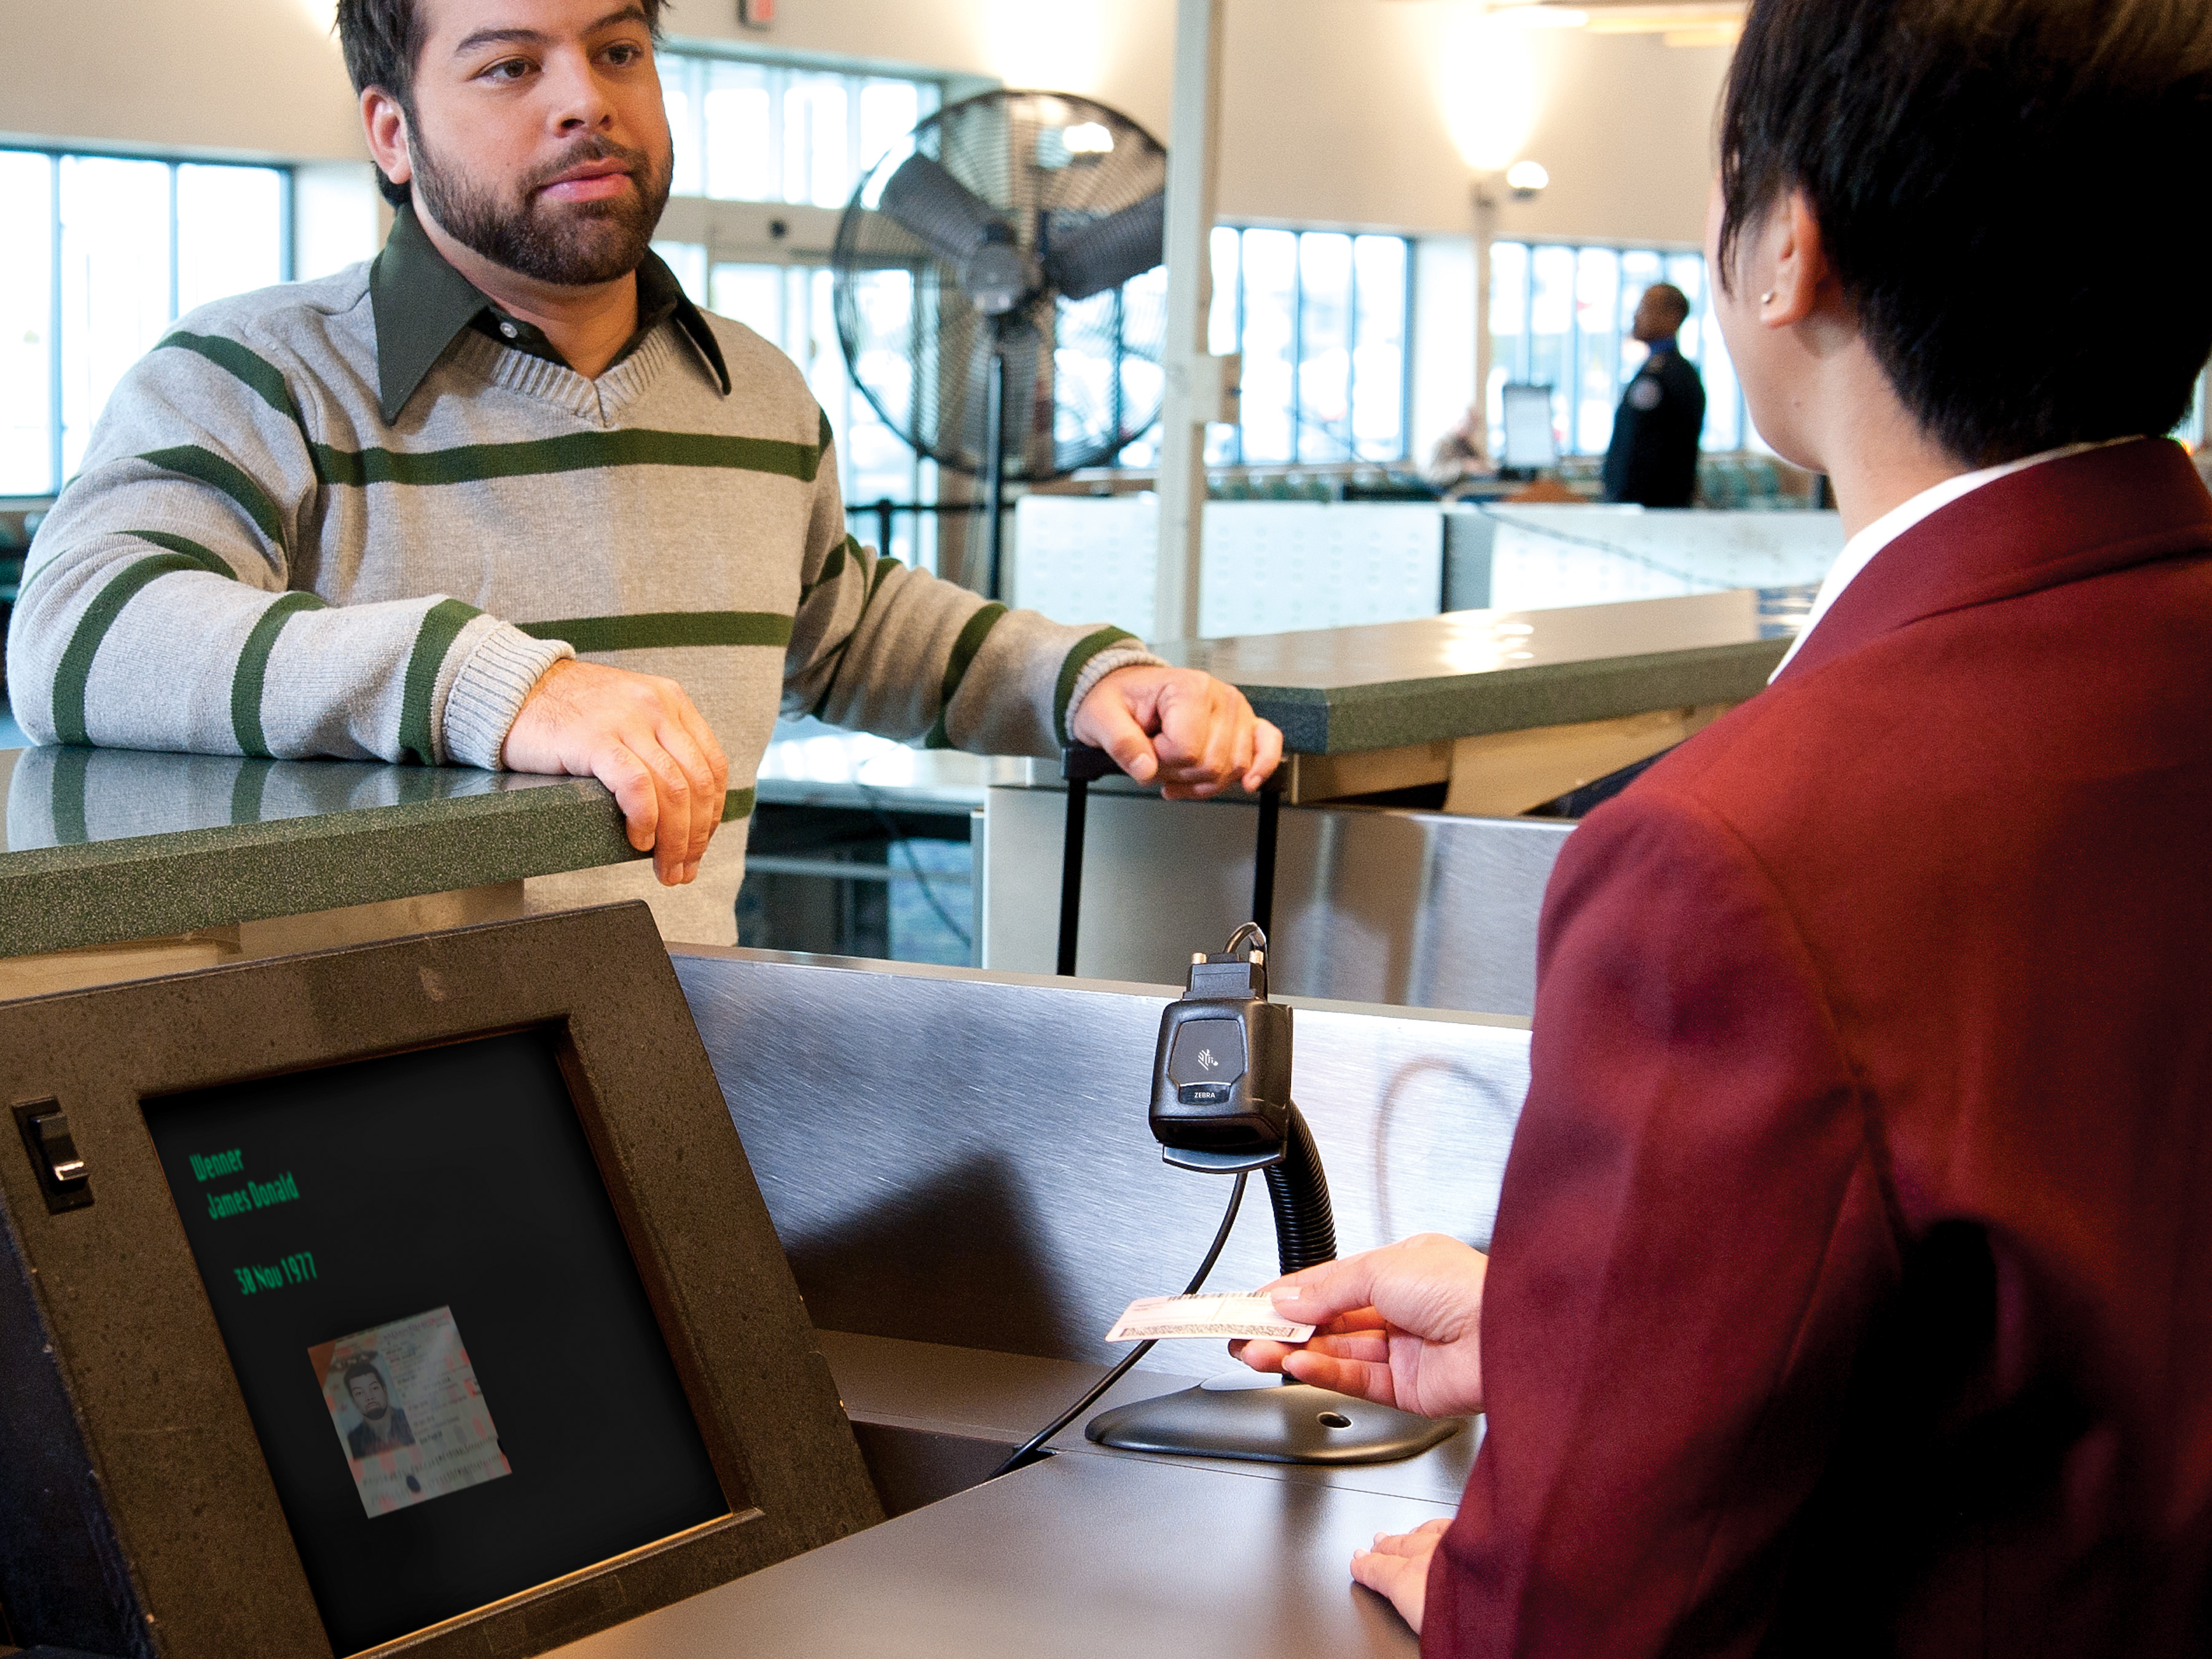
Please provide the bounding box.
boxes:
[980,342,1008,601]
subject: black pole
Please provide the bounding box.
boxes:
[980,347,1007,600]
[873,496,895,561]
[1056,746,1119,976]
[1057,775,1088,976]
[1251,780,1281,940]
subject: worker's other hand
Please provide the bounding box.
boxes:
[1351,1517,1449,1634]
[1230,1233,1488,1419]
[1070,666,1284,800]
[502,660,729,887]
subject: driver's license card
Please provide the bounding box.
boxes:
[1105,1293,1316,1344]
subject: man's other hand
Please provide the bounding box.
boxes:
[1070,666,1284,799]
[502,661,729,886]
[1230,1233,1489,1419]
[1352,1517,1450,1634]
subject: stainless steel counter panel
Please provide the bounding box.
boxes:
[981,788,1572,1016]
[671,949,1531,1368]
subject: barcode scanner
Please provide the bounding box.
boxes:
[1086,924,1458,1466]
[1150,924,1336,1274]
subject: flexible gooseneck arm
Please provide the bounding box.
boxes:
[1265,1102,1337,1274]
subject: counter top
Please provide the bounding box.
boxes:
[555,1332,1467,1659]
[1161,587,1808,753]
[0,745,640,959]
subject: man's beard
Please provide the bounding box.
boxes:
[410,127,672,288]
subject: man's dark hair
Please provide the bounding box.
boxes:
[1719,0,2212,466]
[335,0,667,208]
[1642,283,1690,332]
[342,1357,385,1393]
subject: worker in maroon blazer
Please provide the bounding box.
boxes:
[1233,1,2212,1652]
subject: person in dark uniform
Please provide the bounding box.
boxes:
[1602,283,1706,506]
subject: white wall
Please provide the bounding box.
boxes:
[2,0,1732,245]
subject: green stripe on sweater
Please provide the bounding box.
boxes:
[516,612,793,653]
[1054,626,1139,748]
[138,446,289,551]
[925,603,1007,750]
[231,592,327,756]
[397,598,484,765]
[312,428,826,488]
[52,546,237,745]
[158,333,309,436]
[799,534,857,600]
[119,530,237,576]
[722,786,756,823]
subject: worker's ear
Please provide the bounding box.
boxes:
[1755,190,1829,332]
[362,85,415,187]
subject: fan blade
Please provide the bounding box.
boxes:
[879,153,1016,270]
[1041,190,1166,301]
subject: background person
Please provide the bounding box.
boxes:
[1424,403,1499,496]
[2,0,1281,943]
[1240,0,2212,1651]
[1601,281,1705,507]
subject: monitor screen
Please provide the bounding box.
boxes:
[1500,383,1561,471]
[143,1028,729,1656]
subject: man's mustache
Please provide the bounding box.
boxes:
[523,135,659,198]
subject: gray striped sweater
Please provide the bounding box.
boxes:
[6,263,1156,936]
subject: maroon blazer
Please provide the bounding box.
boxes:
[1427,439,2212,1657]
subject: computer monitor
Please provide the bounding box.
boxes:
[1499,383,1561,473]
[0,904,878,1659]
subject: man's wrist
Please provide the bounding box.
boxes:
[445,624,575,769]
[1066,649,1167,735]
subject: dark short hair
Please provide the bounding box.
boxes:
[1719,0,2212,467]
[335,0,667,207]
[1641,283,1690,330]
[342,1357,385,1392]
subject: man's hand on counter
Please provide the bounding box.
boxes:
[503,661,730,886]
[1071,666,1284,800]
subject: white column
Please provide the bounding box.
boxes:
[1471,177,1499,455]
[1153,0,1226,645]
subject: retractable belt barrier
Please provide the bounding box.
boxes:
[1054,746,1284,978]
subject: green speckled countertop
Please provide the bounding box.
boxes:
[1161,588,1808,754]
[0,747,642,959]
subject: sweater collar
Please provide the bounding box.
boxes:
[1773,437,2212,686]
[367,203,729,424]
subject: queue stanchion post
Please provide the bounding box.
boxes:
[1056,745,1118,976]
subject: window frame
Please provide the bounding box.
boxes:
[2,144,294,498]
[1202,223,1418,470]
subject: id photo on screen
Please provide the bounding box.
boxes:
[310,1306,511,1518]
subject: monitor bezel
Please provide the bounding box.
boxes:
[0,903,880,1659]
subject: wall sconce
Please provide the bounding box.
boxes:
[1506,159,1551,199]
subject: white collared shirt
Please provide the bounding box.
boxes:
[1769,439,2141,681]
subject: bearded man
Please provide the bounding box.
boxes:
[4,0,1279,940]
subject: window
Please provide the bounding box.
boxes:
[1488,241,1757,460]
[1,150,291,496]
[1193,226,1412,468]
[659,52,939,210]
